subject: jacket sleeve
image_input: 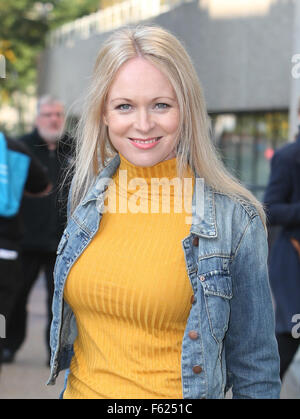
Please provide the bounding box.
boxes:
[264,151,300,226]
[25,152,49,194]
[225,215,281,399]
[7,137,49,194]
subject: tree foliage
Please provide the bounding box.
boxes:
[0,0,101,102]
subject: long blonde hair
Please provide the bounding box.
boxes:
[70,25,265,225]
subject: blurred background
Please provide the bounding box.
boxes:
[1,0,300,398]
[1,0,300,199]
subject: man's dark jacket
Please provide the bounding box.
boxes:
[264,130,300,334]
[20,129,73,252]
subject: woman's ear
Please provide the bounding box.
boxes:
[103,114,108,126]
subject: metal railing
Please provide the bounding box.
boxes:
[47,0,192,47]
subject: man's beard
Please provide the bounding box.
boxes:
[38,127,63,143]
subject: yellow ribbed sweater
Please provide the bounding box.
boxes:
[63,154,194,399]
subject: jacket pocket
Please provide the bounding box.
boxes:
[200,273,233,343]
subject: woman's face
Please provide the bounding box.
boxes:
[104,57,180,167]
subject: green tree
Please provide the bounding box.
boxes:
[0,0,101,132]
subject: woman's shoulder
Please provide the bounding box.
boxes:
[213,189,260,219]
[211,189,266,253]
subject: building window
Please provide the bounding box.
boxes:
[210,111,289,200]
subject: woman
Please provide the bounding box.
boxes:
[48,25,281,399]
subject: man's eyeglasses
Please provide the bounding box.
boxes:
[40,112,64,118]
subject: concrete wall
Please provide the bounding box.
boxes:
[38,0,295,118]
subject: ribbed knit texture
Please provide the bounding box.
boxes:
[63,153,194,399]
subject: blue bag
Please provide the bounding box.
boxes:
[0,132,30,217]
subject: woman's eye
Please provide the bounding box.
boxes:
[155,103,170,109]
[117,104,131,111]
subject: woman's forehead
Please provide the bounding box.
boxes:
[107,57,177,101]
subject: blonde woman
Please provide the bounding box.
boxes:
[48,26,281,399]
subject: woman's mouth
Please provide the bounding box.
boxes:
[129,137,162,149]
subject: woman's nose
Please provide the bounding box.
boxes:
[134,109,155,133]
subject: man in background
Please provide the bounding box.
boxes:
[3,95,73,365]
[264,99,300,381]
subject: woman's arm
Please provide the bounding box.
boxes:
[225,215,281,399]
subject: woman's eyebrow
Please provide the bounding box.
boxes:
[110,96,177,103]
[110,98,132,103]
[153,96,177,102]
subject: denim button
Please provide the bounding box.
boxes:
[188,330,198,340]
[199,275,205,282]
[192,365,203,374]
[192,236,199,247]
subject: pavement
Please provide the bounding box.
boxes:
[0,275,64,399]
[0,275,299,399]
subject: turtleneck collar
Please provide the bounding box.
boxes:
[112,153,194,210]
[118,153,179,183]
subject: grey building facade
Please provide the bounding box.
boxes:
[38,0,300,196]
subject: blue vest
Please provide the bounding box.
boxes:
[0,132,30,217]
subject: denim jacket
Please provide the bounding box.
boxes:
[47,154,281,399]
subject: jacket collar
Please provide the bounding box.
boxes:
[29,128,71,154]
[190,177,217,238]
[81,154,121,206]
[82,153,217,238]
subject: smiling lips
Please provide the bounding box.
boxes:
[129,137,162,149]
